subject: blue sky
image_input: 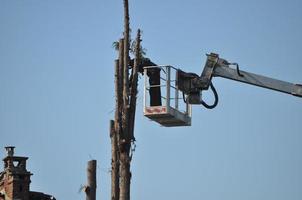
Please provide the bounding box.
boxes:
[1,0,302,199]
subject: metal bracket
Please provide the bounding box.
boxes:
[199,53,219,90]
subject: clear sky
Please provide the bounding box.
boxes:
[1,0,302,200]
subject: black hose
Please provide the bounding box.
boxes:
[228,62,244,77]
[182,92,187,103]
[201,82,219,109]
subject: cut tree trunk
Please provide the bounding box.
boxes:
[119,29,141,200]
[110,120,119,200]
[120,1,131,200]
[86,160,97,200]
[118,39,125,137]
[122,0,130,142]
[119,151,131,200]
[128,29,141,141]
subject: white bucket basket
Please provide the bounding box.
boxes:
[143,65,192,127]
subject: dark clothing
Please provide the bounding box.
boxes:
[147,68,162,106]
[139,59,162,106]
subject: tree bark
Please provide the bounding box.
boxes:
[120,2,131,200]
[128,29,141,141]
[120,1,132,199]
[110,120,119,200]
[122,0,130,142]
[86,160,97,200]
[118,39,125,133]
[119,151,131,200]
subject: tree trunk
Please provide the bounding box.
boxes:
[119,151,131,200]
[120,1,131,200]
[122,0,130,141]
[128,30,141,141]
[118,39,125,136]
[110,120,119,200]
[86,160,97,200]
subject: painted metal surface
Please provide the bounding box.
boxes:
[143,66,192,127]
[213,66,302,97]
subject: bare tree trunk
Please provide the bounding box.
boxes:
[86,160,97,200]
[119,152,131,200]
[123,0,130,93]
[128,30,141,140]
[120,1,131,200]
[111,2,141,200]
[111,37,126,200]
[119,30,141,200]
[118,39,125,135]
[110,120,119,200]
[122,0,130,141]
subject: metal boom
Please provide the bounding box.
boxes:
[177,53,302,108]
[213,65,302,97]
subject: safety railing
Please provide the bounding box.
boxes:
[143,65,192,127]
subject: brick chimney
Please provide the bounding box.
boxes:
[0,147,32,200]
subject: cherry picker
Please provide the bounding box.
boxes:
[143,53,302,127]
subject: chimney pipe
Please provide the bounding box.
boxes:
[5,146,15,157]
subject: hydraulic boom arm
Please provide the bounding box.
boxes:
[177,53,302,108]
[213,65,302,97]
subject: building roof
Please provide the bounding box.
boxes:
[2,156,29,161]
[30,191,56,200]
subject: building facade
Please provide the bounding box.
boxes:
[0,147,55,200]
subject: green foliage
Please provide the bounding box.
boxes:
[112,31,146,60]
[130,40,146,59]
[112,41,119,51]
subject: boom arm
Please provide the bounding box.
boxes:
[177,53,302,108]
[213,64,302,97]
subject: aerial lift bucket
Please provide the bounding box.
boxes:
[143,65,192,127]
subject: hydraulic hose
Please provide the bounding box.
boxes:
[201,82,219,109]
